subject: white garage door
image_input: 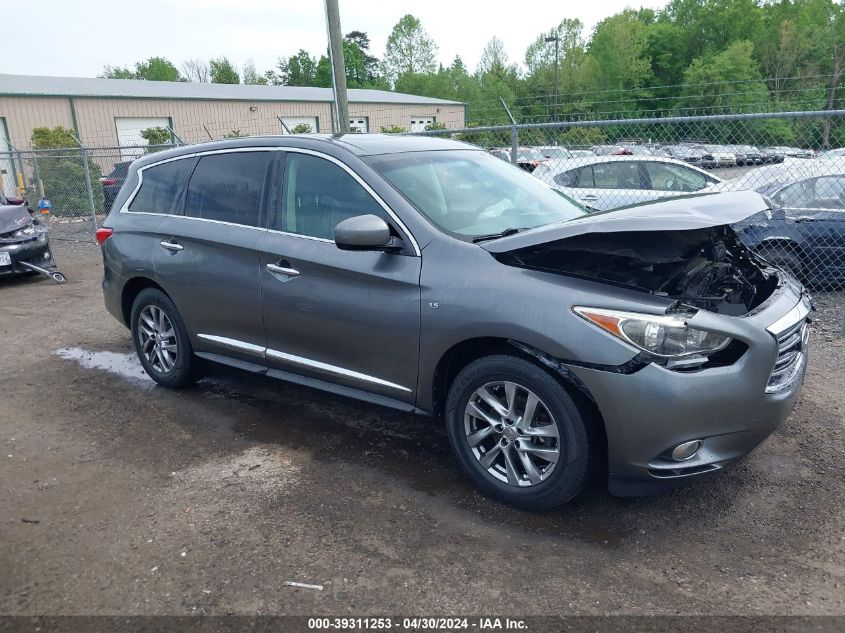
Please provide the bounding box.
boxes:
[410,117,434,132]
[349,117,368,133]
[116,117,170,159]
[280,116,318,134]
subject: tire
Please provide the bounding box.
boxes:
[756,243,803,280]
[130,288,201,388]
[445,355,592,510]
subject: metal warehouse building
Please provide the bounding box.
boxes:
[0,73,464,152]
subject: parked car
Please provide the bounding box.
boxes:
[489,147,546,173]
[99,135,810,509]
[536,146,573,161]
[710,161,845,284]
[531,155,721,210]
[762,147,787,163]
[702,144,737,167]
[568,149,595,159]
[100,161,132,210]
[768,146,814,159]
[663,144,706,166]
[592,144,633,156]
[732,145,764,166]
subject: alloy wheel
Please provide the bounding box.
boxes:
[138,305,178,374]
[464,380,561,487]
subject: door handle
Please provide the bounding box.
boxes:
[160,240,183,252]
[581,194,598,201]
[266,263,301,277]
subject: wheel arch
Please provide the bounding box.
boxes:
[120,276,168,327]
[431,337,607,455]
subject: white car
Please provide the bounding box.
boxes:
[702,145,737,167]
[532,155,722,210]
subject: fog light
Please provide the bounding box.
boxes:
[671,440,702,462]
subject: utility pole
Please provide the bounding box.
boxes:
[325,0,350,134]
[545,33,560,124]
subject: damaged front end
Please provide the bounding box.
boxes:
[0,204,57,279]
[496,225,780,316]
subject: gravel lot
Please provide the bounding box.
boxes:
[1,239,844,616]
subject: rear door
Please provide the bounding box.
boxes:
[564,162,647,210]
[154,150,273,363]
[258,150,421,404]
[787,176,845,281]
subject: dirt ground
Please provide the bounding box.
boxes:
[1,239,844,616]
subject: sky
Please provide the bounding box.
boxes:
[5,0,669,79]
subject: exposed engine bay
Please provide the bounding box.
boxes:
[497,225,779,315]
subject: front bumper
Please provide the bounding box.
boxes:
[569,277,811,496]
[0,233,54,277]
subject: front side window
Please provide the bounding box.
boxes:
[366,149,586,238]
[184,152,270,227]
[774,180,814,208]
[644,162,710,192]
[282,153,388,239]
[812,176,845,209]
[129,159,192,214]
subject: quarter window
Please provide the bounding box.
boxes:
[184,152,270,227]
[128,159,192,214]
[281,153,388,239]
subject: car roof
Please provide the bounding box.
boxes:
[712,157,845,193]
[130,133,478,169]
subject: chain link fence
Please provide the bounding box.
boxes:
[2,109,844,303]
[417,110,845,296]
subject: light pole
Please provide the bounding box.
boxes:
[544,33,560,124]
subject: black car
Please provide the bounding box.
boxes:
[101,161,132,210]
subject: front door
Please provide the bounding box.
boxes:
[259,151,421,404]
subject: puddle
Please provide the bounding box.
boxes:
[54,347,153,386]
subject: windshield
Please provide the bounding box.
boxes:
[366,150,587,238]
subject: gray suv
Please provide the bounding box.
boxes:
[99,135,811,509]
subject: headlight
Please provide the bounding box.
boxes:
[573,307,732,359]
[12,224,37,238]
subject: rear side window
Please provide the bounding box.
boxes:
[184,152,270,227]
[590,163,642,189]
[128,159,192,214]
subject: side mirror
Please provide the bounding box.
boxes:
[334,214,402,252]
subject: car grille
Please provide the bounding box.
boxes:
[766,318,809,393]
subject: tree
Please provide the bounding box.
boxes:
[269,50,319,86]
[291,123,313,133]
[100,57,181,81]
[346,30,381,82]
[140,127,172,151]
[209,57,240,84]
[100,66,136,79]
[476,37,510,76]
[31,127,105,215]
[383,14,437,85]
[242,60,268,85]
[585,10,654,112]
[182,58,209,83]
[224,129,247,138]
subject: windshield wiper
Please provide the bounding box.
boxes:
[471,227,524,243]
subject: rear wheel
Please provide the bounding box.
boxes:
[130,288,200,388]
[445,355,591,510]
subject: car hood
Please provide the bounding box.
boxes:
[480,191,770,254]
[0,204,32,235]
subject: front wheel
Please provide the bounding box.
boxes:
[445,355,592,510]
[130,288,200,388]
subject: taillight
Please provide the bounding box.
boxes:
[100,178,118,186]
[95,227,113,246]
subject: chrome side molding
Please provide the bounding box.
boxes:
[196,333,412,393]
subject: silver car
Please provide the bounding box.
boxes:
[99,135,810,510]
